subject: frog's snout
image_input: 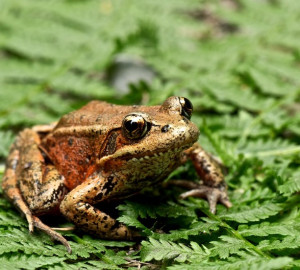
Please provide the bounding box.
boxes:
[161,121,199,146]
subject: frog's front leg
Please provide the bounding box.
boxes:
[172,143,232,214]
[60,173,137,239]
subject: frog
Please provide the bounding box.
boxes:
[2,96,231,253]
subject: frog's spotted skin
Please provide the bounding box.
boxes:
[2,128,71,253]
[2,96,231,253]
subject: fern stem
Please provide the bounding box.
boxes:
[70,234,86,244]
[201,207,271,259]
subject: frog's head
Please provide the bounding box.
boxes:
[98,96,199,179]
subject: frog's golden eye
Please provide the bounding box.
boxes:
[122,114,148,140]
[179,97,193,120]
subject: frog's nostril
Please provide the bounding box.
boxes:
[161,125,170,133]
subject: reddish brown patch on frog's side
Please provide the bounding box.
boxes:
[43,135,99,190]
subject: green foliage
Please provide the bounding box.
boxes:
[219,202,283,223]
[209,235,253,259]
[0,254,65,270]
[140,238,209,263]
[168,256,293,270]
[278,171,300,195]
[0,131,14,157]
[239,221,300,238]
[1,0,300,269]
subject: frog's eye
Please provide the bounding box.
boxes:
[122,114,148,140]
[179,97,193,120]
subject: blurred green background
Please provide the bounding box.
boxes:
[0,0,300,269]
[0,0,299,156]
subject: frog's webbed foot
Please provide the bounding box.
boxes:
[169,180,231,214]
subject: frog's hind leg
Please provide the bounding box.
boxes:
[2,139,35,232]
[2,129,71,253]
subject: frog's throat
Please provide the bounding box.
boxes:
[96,143,193,166]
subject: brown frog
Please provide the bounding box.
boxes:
[2,96,231,253]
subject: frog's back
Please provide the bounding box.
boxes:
[54,101,120,131]
[54,100,160,132]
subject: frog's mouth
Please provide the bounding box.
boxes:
[123,145,189,162]
[97,142,194,166]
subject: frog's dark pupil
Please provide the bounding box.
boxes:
[125,120,138,132]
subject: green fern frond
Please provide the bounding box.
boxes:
[48,260,122,270]
[168,257,292,270]
[0,131,14,157]
[0,210,27,227]
[238,138,300,158]
[201,121,235,165]
[118,200,196,219]
[278,171,300,195]
[48,261,120,270]
[0,254,65,270]
[203,77,275,112]
[117,215,151,235]
[238,222,300,237]
[258,235,300,252]
[219,203,282,223]
[203,111,269,139]
[210,235,251,259]
[231,187,274,205]
[156,220,220,241]
[140,238,209,263]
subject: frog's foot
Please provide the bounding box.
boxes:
[32,216,72,254]
[179,185,232,214]
[169,180,231,214]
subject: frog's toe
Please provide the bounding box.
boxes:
[27,215,34,233]
[28,222,34,233]
[206,188,232,214]
[32,216,72,254]
[219,194,232,209]
[179,185,231,214]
